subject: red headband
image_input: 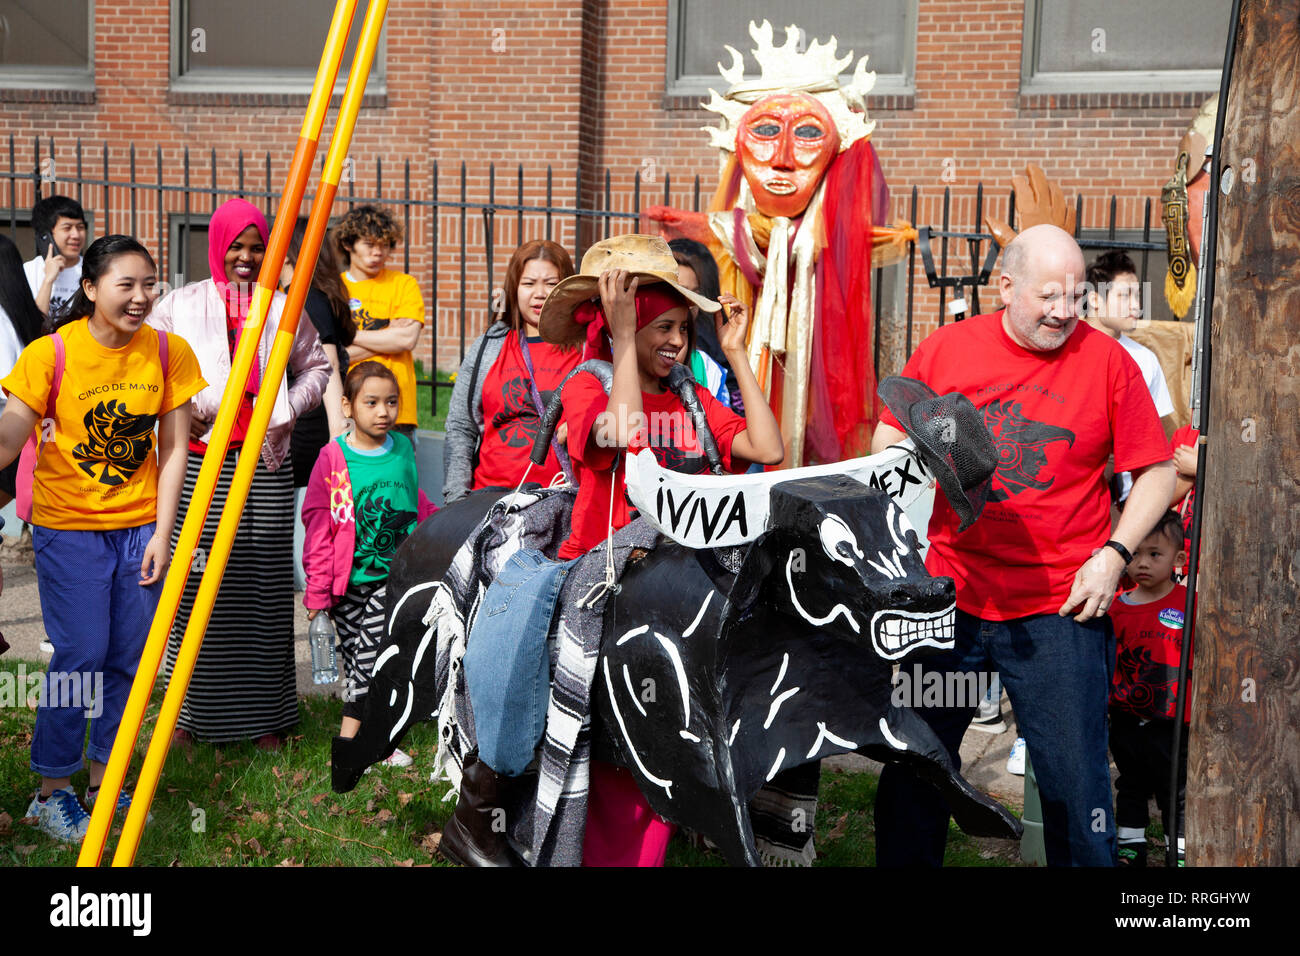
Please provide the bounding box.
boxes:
[571,283,689,352]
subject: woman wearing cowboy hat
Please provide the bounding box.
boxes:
[542,234,783,865]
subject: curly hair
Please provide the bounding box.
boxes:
[335,204,403,254]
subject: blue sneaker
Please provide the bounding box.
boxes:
[85,786,152,822]
[34,787,91,842]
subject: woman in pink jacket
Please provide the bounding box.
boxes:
[148,198,329,748]
[301,362,434,764]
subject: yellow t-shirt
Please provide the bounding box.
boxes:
[2,320,206,530]
[342,268,426,427]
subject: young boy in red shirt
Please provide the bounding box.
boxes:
[1108,509,1192,866]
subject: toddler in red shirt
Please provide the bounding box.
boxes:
[1108,509,1192,866]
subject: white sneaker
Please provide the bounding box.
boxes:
[380,747,413,768]
[39,640,54,657]
[1006,737,1026,776]
[32,787,91,842]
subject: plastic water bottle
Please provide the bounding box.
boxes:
[309,613,338,685]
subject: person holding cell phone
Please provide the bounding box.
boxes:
[24,196,88,321]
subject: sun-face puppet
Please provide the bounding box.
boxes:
[648,21,915,468]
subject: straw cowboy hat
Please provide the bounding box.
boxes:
[539,234,721,347]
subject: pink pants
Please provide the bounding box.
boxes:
[582,761,675,867]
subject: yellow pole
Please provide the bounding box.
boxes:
[110,0,390,867]
[77,0,360,867]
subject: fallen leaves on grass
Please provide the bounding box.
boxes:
[249,811,270,825]
[15,844,36,856]
[0,811,11,837]
[825,812,850,841]
[420,832,441,855]
[397,792,413,807]
[290,817,392,855]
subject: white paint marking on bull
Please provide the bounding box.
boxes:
[679,730,701,742]
[769,652,789,696]
[805,721,859,758]
[766,747,786,782]
[819,513,864,566]
[655,632,691,727]
[616,624,650,646]
[729,719,741,746]
[603,658,673,798]
[889,504,916,554]
[785,552,861,633]
[372,644,400,678]
[411,627,435,679]
[763,686,800,729]
[622,664,646,717]
[390,681,414,742]
[393,581,440,629]
[879,717,908,751]
[388,689,397,707]
[682,591,714,638]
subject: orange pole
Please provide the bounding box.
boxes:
[77,0,360,867]
[110,0,389,867]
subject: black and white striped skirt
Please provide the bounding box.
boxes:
[163,450,298,742]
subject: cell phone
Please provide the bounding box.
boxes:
[37,231,55,257]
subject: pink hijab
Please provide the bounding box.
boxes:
[208,198,269,392]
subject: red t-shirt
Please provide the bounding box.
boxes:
[472,333,582,490]
[557,372,749,560]
[1109,583,1193,722]
[1170,424,1199,552]
[877,310,1170,619]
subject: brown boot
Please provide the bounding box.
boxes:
[439,752,523,867]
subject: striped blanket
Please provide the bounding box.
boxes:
[423,488,817,865]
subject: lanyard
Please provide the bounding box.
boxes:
[517,330,574,485]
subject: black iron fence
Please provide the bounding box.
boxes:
[2,136,1171,421]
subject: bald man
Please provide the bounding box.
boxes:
[872,225,1175,867]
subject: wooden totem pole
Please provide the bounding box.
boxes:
[1187,0,1300,865]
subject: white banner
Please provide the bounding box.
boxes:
[625,441,936,552]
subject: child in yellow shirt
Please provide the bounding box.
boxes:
[0,235,205,843]
[336,205,425,441]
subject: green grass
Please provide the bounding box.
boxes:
[0,658,1018,867]
[666,764,1022,867]
[414,361,453,434]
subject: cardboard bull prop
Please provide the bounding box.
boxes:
[331,373,1022,865]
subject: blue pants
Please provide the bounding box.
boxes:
[30,524,161,778]
[876,609,1116,867]
[463,549,573,776]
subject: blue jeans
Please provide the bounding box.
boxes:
[463,549,574,776]
[30,524,161,778]
[876,609,1116,867]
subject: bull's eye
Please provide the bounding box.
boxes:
[889,505,920,555]
[819,514,863,567]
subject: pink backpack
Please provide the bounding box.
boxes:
[15,330,169,524]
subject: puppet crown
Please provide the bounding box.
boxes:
[702,20,876,154]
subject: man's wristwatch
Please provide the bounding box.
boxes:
[1103,540,1133,564]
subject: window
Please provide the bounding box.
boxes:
[1022,0,1228,94]
[0,0,93,90]
[172,0,385,95]
[666,0,915,100]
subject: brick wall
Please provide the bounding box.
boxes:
[0,0,1215,379]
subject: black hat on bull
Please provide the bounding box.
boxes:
[877,376,998,532]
